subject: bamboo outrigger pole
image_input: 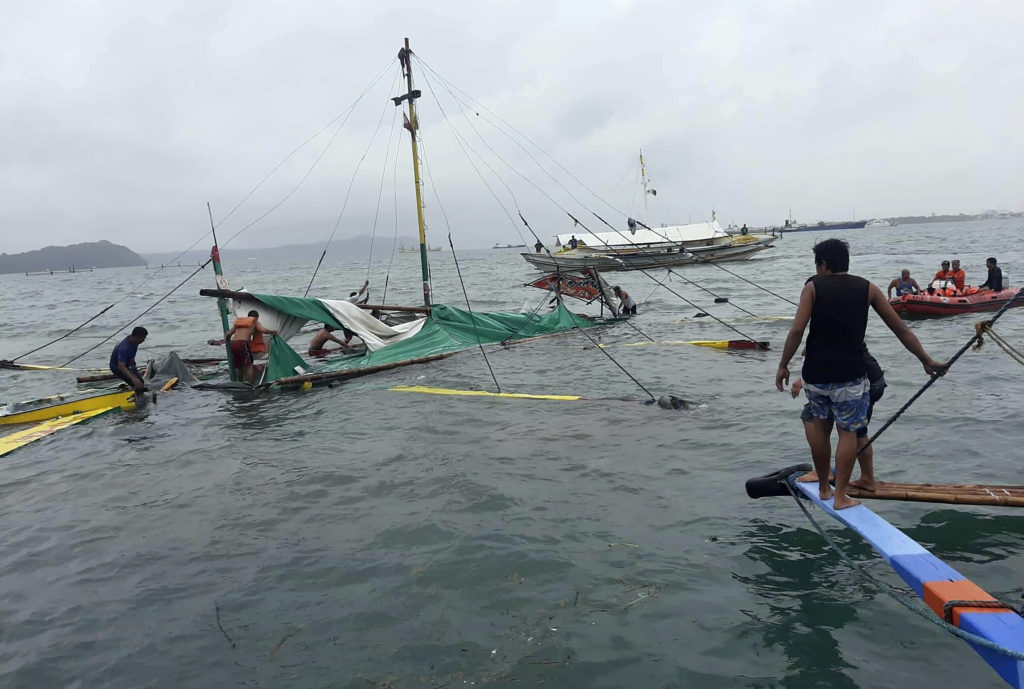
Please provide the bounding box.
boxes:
[207,203,237,382]
[394,37,431,308]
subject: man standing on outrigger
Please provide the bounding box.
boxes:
[776,238,946,510]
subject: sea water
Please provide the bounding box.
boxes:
[0,219,1021,688]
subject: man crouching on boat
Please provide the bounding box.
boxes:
[109,326,148,391]
[775,238,946,509]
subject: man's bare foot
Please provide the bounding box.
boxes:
[832,494,861,510]
[848,478,877,491]
[819,485,834,501]
[798,471,836,483]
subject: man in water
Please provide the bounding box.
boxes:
[792,345,887,492]
[978,257,1004,291]
[949,259,966,291]
[308,325,352,356]
[612,286,637,315]
[887,269,920,298]
[109,326,148,391]
[224,310,277,384]
[775,238,946,509]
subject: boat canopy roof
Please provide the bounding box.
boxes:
[555,221,726,248]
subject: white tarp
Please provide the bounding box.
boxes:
[231,295,427,353]
[555,220,727,249]
[318,299,426,352]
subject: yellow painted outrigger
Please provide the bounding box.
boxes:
[0,390,136,426]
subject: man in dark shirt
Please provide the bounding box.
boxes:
[776,238,946,509]
[978,257,1003,291]
[109,326,148,390]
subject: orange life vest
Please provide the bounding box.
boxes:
[232,316,266,353]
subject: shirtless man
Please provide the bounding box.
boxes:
[224,310,277,384]
[308,325,351,356]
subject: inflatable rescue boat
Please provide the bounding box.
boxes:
[890,282,1023,317]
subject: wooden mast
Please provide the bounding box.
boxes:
[395,37,431,308]
[207,203,237,381]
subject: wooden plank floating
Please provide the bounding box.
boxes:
[0,407,114,457]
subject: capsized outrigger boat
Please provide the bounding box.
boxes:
[200,39,622,390]
[747,465,1024,688]
[200,289,615,388]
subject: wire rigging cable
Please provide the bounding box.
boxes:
[305,68,403,297]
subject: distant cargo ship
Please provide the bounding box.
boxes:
[783,219,868,232]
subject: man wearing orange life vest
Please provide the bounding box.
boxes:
[933,260,953,284]
[949,259,966,291]
[224,310,277,385]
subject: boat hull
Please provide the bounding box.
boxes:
[890,288,1024,318]
[0,390,136,425]
[785,220,868,232]
[521,237,773,272]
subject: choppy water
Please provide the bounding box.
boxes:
[0,219,1022,688]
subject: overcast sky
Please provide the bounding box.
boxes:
[2,0,1022,253]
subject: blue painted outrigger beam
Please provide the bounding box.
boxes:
[794,481,1024,688]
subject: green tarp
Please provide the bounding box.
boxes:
[262,300,609,384]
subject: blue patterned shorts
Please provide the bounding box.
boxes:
[803,378,870,433]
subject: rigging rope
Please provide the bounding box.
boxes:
[665,268,761,318]
[305,68,402,297]
[696,259,799,307]
[448,234,502,393]
[62,260,213,367]
[8,302,116,363]
[859,286,1024,456]
[417,59,771,343]
[974,320,1024,366]
[784,478,1024,661]
[24,61,398,367]
[365,101,402,284]
[382,113,404,305]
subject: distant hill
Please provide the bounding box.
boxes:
[0,240,146,274]
[886,211,1024,225]
[142,235,422,266]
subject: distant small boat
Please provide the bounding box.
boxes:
[428,245,442,252]
[493,242,526,249]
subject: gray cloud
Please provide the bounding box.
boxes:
[1,0,1021,253]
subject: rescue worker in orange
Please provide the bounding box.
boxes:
[949,259,966,291]
[933,260,953,283]
[224,310,277,385]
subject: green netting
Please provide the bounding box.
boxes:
[259,300,609,383]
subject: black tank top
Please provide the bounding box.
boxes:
[802,274,870,384]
